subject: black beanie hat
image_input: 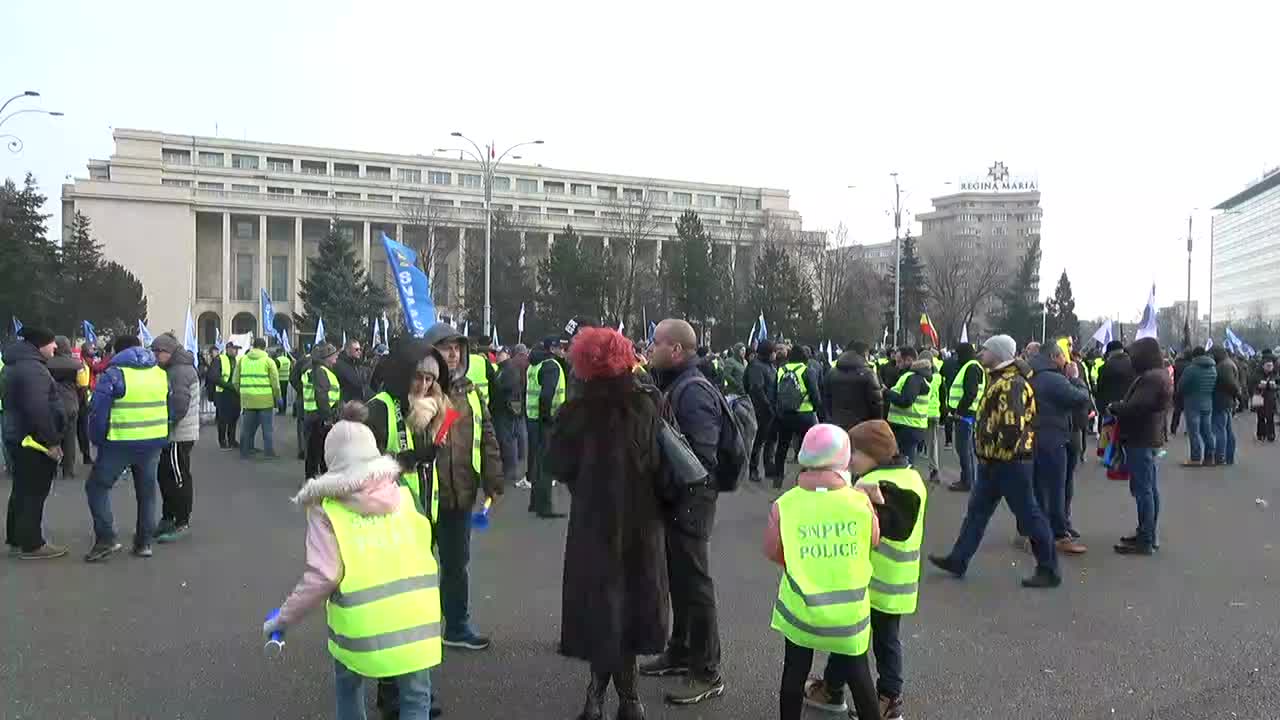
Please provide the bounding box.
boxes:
[19,326,55,348]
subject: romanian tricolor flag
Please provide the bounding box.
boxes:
[919,313,939,348]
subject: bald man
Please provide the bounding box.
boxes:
[641,319,726,706]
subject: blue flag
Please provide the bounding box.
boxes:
[315,317,326,346]
[83,320,97,346]
[138,319,154,345]
[183,307,199,368]
[280,329,292,354]
[1135,284,1157,340]
[756,312,768,342]
[647,321,657,344]
[382,232,435,337]
[1225,327,1243,354]
[261,288,277,338]
[215,326,224,352]
[12,316,21,334]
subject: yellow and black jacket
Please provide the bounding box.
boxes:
[975,360,1036,462]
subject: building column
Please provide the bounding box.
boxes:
[547,231,555,253]
[729,242,738,273]
[259,216,269,317]
[602,236,610,253]
[362,220,371,269]
[294,216,304,310]
[457,227,468,313]
[519,230,527,266]
[655,237,664,269]
[221,212,231,336]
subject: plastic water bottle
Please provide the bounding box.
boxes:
[263,608,285,658]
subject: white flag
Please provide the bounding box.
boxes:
[182,307,198,368]
[315,317,326,346]
[280,328,292,354]
[960,323,969,344]
[1204,337,1214,351]
[517,303,526,333]
[137,319,154,345]
[618,318,625,334]
[463,321,469,338]
[492,323,500,348]
[1090,318,1113,348]
[1135,284,1158,340]
[825,340,833,364]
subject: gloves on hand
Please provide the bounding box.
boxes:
[395,444,437,471]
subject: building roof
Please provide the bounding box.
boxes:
[1214,167,1280,210]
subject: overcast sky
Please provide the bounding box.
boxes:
[3,1,1277,322]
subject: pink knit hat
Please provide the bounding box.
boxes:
[798,423,851,472]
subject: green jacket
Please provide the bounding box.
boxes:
[721,355,747,395]
[233,348,281,410]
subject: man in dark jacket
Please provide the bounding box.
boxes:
[1170,350,1191,434]
[333,339,369,404]
[940,348,961,448]
[302,344,340,480]
[1176,347,1217,465]
[493,343,530,489]
[771,344,824,488]
[151,334,201,542]
[641,318,725,707]
[206,341,240,448]
[1095,340,1136,414]
[1110,337,1172,555]
[824,340,884,430]
[743,340,777,483]
[526,337,567,516]
[1029,340,1092,553]
[2,327,68,559]
[946,342,984,492]
[884,347,932,467]
[47,336,83,479]
[1210,346,1243,465]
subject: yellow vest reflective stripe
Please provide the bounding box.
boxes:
[374,392,438,522]
[219,354,233,383]
[238,355,275,401]
[467,354,490,404]
[770,486,873,656]
[1090,357,1104,385]
[303,366,340,413]
[525,360,566,420]
[276,355,292,383]
[926,358,944,419]
[866,466,927,614]
[777,362,814,413]
[947,360,987,412]
[323,487,441,678]
[887,371,929,429]
[106,367,169,441]
[466,389,483,478]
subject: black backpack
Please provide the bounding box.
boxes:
[668,374,748,492]
[777,366,805,413]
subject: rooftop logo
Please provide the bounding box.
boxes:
[958,161,1037,192]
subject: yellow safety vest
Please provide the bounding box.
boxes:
[777,362,814,413]
[525,360,566,420]
[219,354,234,384]
[770,485,874,656]
[1090,357,1104,386]
[867,466,927,614]
[303,366,340,413]
[373,391,438,521]
[926,357,944,419]
[276,354,293,384]
[947,359,987,412]
[466,354,491,404]
[324,487,441,679]
[887,371,929,429]
[106,367,169,442]
[237,354,275,403]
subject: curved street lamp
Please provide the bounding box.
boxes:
[446,132,544,336]
[0,91,63,154]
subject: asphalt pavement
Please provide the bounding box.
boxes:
[2,414,1279,720]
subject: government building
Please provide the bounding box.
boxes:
[62,129,808,345]
[1212,166,1280,326]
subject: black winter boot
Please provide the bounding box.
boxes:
[614,659,645,720]
[576,671,610,720]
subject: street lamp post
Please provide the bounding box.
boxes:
[445,133,544,337]
[890,172,903,346]
[1185,214,1193,347]
[0,91,63,154]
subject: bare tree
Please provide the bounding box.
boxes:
[801,225,887,346]
[922,241,1009,346]
[398,198,458,310]
[602,186,661,329]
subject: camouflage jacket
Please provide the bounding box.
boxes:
[975,360,1036,462]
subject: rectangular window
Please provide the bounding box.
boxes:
[574,209,595,217]
[231,154,259,170]
[266,157,293,173]
[299,160,327,176]
[720,196,737,209]
[162,149,191,165]
[197,181,223,190]
[333,163,359,178]
[547,207,569,215]
[198,151,224,167]
[519,206,541,214]
[235,221,253,240]
[623,188,643,201]
[335,191,360,199]
[270,255,290,301]
[696,194,716,208]
[493,203,513,211]
[748,198,761,210]
[672,192,692,206]
[231,184,259,193]
[462,201,484,209]
[301,189,328,197]
[397,168,421,183]
[648,190,668,203]
[597,186,617,200]
[428,170,451,185]
[430,198,454,207]
[368,193,393,201]
[400,195,424,205]
[572,183,592,197]
[366,165,392,180]
[267,186,293,195]
[515,178,538,193]
[235,253,254,301]
[161,178,191,187]
[461,173,483,189]
[545,181,565,194]
[492,176,511,191]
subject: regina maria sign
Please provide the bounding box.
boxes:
[958,161,1038,192]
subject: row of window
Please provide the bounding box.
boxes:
[161,148,761,210]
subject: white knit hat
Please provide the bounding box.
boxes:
[324,402,382,474]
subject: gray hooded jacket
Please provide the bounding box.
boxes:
[165,347,202,442]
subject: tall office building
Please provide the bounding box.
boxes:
[1212,167,1280,325]
[63,129,807,344]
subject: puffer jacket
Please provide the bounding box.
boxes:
[1212,351,1244,412]
[884,358,933,416]
[1096,349,1136,411]
[976,359,1036,462]
[165,346,201,442]
[88,346,169,451]
[1111,337,1172,449]
[1029,352,1090,451]
[0,340,65,447]
[721,355,747,396]
[823,351,884,429]
[422,323,503,511]
[1176,354,1217,414]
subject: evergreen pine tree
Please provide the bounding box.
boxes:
[462,211,532,337]
[996,236,1043,344]
[0,174,60,330]
[897,235,928,345]
[89,261,148,334]
[674,211,717,336]
[295,222,388,343]
[1045,269,1080,340]
[536,225,607,333]
[749,239,813,341]
[57,211,105,333]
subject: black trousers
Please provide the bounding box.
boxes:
[215,392,240,447]
[526,419,555,513]
[664,521,721,679]
[158,440,195,526]
[77,404,92,462]
[825,609,904,699]
[751,414,777,479]
[1170,401,1183,434]
[60,407,79,477]
[943,415,954,445]
[781,639,878,720]
[5,445,58,551]
[304,418,330,480]
[1257,410,1276,441]
[773,412,817,483]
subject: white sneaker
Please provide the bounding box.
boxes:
[515,478,532,490]
[551,479,558,487]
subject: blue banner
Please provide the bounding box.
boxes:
[183,307,199,368]
[382,232,435,337]
[138,319,154,345]
[83,320,97,346]
[261,288,277,338]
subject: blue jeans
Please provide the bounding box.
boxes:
[954,418,976,488]
[334,659,432,720]
[86,443,161,546]
[948,460,1058,574]
[1033,442,1070,539]
[493,412,527,486]
[239,408,275,457]
[436,507,476,639]
[891,424,924,467]
[1211,409,1235,464]
[1126,447,1160,546]
[1185,409,1214,462]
